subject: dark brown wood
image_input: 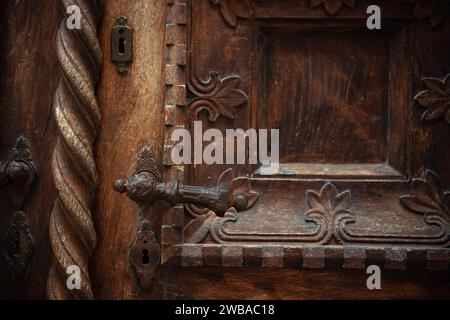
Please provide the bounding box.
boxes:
[158,0,450,300]
[1,0,449,300]
[91,0,168,299]
[0,0,62,299]
[160,267,450,300]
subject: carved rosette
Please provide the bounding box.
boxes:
[47,0,103,300]
[187,72,248,123]
[414,75,450,124]
[310,0,356,15]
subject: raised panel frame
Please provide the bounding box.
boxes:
[159,0,450,270]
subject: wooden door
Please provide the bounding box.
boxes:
[0,0,449,300]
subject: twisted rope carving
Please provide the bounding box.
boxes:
[47,0,103,300]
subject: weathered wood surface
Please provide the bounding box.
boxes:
[0,0,61,299]
[92,0,167,299]
[0,0,449,300]
[160,267,450,300]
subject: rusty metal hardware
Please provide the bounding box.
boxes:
[0,137,36,284]
[111,16,133,74]
[113,145,258,289]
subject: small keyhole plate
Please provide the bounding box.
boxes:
[130,241,160,270]
[111,16,133,73]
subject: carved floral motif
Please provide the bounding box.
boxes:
[187,72,248,122]
[400,170,450,219]
[185,182,354,245]
[305,182,353,244]
[414,75,450,124]
[310,0,355,15]
[337,170,450,246]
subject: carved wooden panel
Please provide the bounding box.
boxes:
[160,0,450,270]
[254,21,410,178]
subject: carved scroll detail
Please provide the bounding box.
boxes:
[195,183,354,244]
[310,0,356,15]
[400,170,450,223]
[185,175,450,247]
[336,170,450,246]
[1,137,36,283]
[414,75,450,124]
[187,72,248,122]
[47,0,103,300]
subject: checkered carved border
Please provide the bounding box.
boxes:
[162,245,450,271]
[161,0,187,261]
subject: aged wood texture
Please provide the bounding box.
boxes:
[162,0,448,253]
[92,0,167,299]
[47,0,103,299]
[1,0,449,300]
[0,0,62,299]
[160,267,450,299]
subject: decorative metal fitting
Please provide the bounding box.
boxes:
[0,137,37,284]
[113,145,258,289]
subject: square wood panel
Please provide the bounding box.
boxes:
[253,22,410,179]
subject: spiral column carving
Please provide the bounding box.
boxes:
[47,0,103,300]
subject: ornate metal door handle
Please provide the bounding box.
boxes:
[113,159,257,215]
[113,145,258,290]
[0,137,36,285]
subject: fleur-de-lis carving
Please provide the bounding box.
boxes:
[306,182,352,217]
[188,72,248,122]
[414,75,450,124]
[399,170,450,217]
[305,182,353,244]
[310,0,356,15]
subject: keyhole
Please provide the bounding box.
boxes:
[14,231,21,250]
[118,38,126,55]
[142,249,150,265]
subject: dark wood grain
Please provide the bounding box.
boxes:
[0,0,449,300]
[159,267,450,300]
[91,0,167,299]
[0,0,62,299]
